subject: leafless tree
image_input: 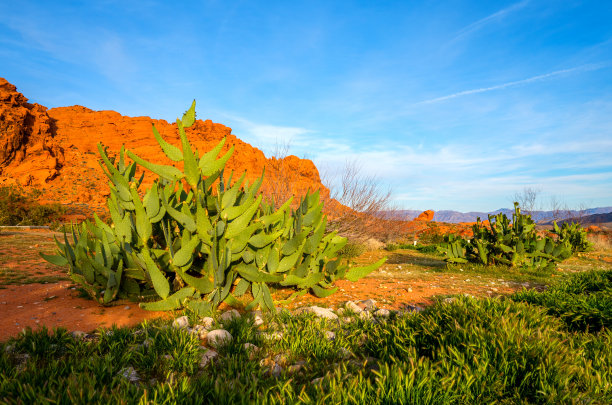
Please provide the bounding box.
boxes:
[321,159,406,242]
[549,195,572,223]
[514,186,541,219]
[263,139,293,208]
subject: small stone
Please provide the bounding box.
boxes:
[191,325,208,339]
[273,353,289,366]
[200,317,215,330]
[199,349,218,367]
[407,287,413,292]
[220,309,241,323]
[207,329,233,348]
[358,299,377,311]
[339,347,352,358]
[324,331,336,341]
[172,316,190,329]
[311,377,324,386]
[119,366,140,382]
[142,338,154,348]
[336,308,346,316]
[253,315,264,327]
[374,308,391,318]
[71,330,87,339]
[443,297,456,304]
[403,304,424,313]
[270,363,283,378]
[344,301,363,314]
[359,311,374,321]
[295,306,338,320]
[288,364,303,374]
[244,342,260,358]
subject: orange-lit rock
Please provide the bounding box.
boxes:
[0,79,329,214]
[0,78,64,185]
[415,210,434,221]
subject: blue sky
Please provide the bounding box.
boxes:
[1,0,611,212]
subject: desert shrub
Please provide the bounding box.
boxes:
[0,185,64,226]
[511,270,612,331]
[384,242,399,251]
[337,240,366,258]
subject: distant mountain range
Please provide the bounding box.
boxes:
[390,207,612,224]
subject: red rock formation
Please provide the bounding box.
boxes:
[415,210,435,221]
[0,79,329,213]
[0,78,64,185]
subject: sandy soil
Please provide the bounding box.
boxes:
[0,229,564,342]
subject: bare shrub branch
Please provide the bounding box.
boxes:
[321,159,406,243]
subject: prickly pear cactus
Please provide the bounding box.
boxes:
[42,101,385,315]
[552,221,593,253]
[438,202,573,271]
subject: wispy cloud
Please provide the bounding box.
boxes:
[215,113,313,156]
[414,63,608,105]
[450,0,530,44]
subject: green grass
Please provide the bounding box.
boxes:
[1,271,611,403]
[511,269,612,331]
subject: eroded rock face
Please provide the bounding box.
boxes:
[0,78,329,211]
[0,78,64,185]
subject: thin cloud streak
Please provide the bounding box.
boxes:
[449,0,530,44]
[414,63,609,105]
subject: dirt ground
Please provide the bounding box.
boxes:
[1,229,609,342]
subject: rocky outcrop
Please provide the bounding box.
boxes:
[415,210,434,222]
[0,79,328,212]
[0,78,64,185]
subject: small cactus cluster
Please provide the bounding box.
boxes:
[438,203,574,271]
[42,102,385,315]
[552,221,593,253]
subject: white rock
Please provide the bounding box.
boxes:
[374,308,391,318]
[220,309,241,323]
[172,316,190,329]
[443,297,456,304]
[358,299,377,311]
[359,311,374,321]
[253,315,264,327]
[324,331,336,341]
[296,306,338,320]
[191,325,208,339]
[199,349,218,367]
[207,329,233,348]
[336,308,346,317]
[200,317,215,330]
[119,366,140,382]
[244,342,259,353]
[344,301,363,314]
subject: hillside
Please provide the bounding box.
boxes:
[0,78,328,215]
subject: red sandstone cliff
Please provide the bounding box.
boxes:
[0,79,328,213]
[0,78,64,185]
